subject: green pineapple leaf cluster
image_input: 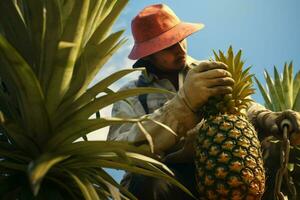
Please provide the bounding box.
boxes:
[0,0,191,199]
[201,46,255,117]
[254,62,300,112]
[214,46,255,114]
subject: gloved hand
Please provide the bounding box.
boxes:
[251,109,300,145]
[179,60,234,112]
[162,121,204,163]
[162,127,197,163]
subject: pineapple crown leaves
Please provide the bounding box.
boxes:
[215,46,255,100]
[254,61,300,112]
[204,46,255,116]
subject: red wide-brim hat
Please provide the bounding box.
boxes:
[128,4,204,60]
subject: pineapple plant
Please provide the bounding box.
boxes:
[254,63,300,199]
[0,0,192,199]
[194,46,265,200]
[254,62,300,113]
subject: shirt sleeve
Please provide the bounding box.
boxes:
[107,91,201,155]
[247,101,269,123]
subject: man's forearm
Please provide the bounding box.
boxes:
[130,93,201,154]
[247,102,273,139]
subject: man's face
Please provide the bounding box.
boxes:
[148,39,187,72]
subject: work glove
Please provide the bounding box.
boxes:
[108,60,234,154]
[179,60,235,112]
[248,105,300,145]
[162,122,202,163]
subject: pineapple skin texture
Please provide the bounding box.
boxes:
[195,114,265,200]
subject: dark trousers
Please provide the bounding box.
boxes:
[120,163,197,200]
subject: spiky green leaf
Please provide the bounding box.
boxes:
[264,71,281,111]
[55,87,173,128]
[28,154,70,196]
[46,0,90,116]
[0,35,50,143]
[273,66,287,109]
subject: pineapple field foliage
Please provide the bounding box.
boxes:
[255,64,300,199]
[195,47,265,199]
[0,0,192,199]
[254,62,300,112]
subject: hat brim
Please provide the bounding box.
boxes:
[128,22,204,60]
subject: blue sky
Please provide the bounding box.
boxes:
[99,0,300,182]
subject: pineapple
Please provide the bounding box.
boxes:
[195,47,265,199]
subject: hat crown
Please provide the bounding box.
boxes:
[131,4,181,43]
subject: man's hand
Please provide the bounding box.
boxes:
[162,131,196,163]
[276,110,300,145]
[162,121,204,163]
[254,109,300,145]
[179,60,234,112]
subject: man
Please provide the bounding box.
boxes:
[108,4,300,200]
